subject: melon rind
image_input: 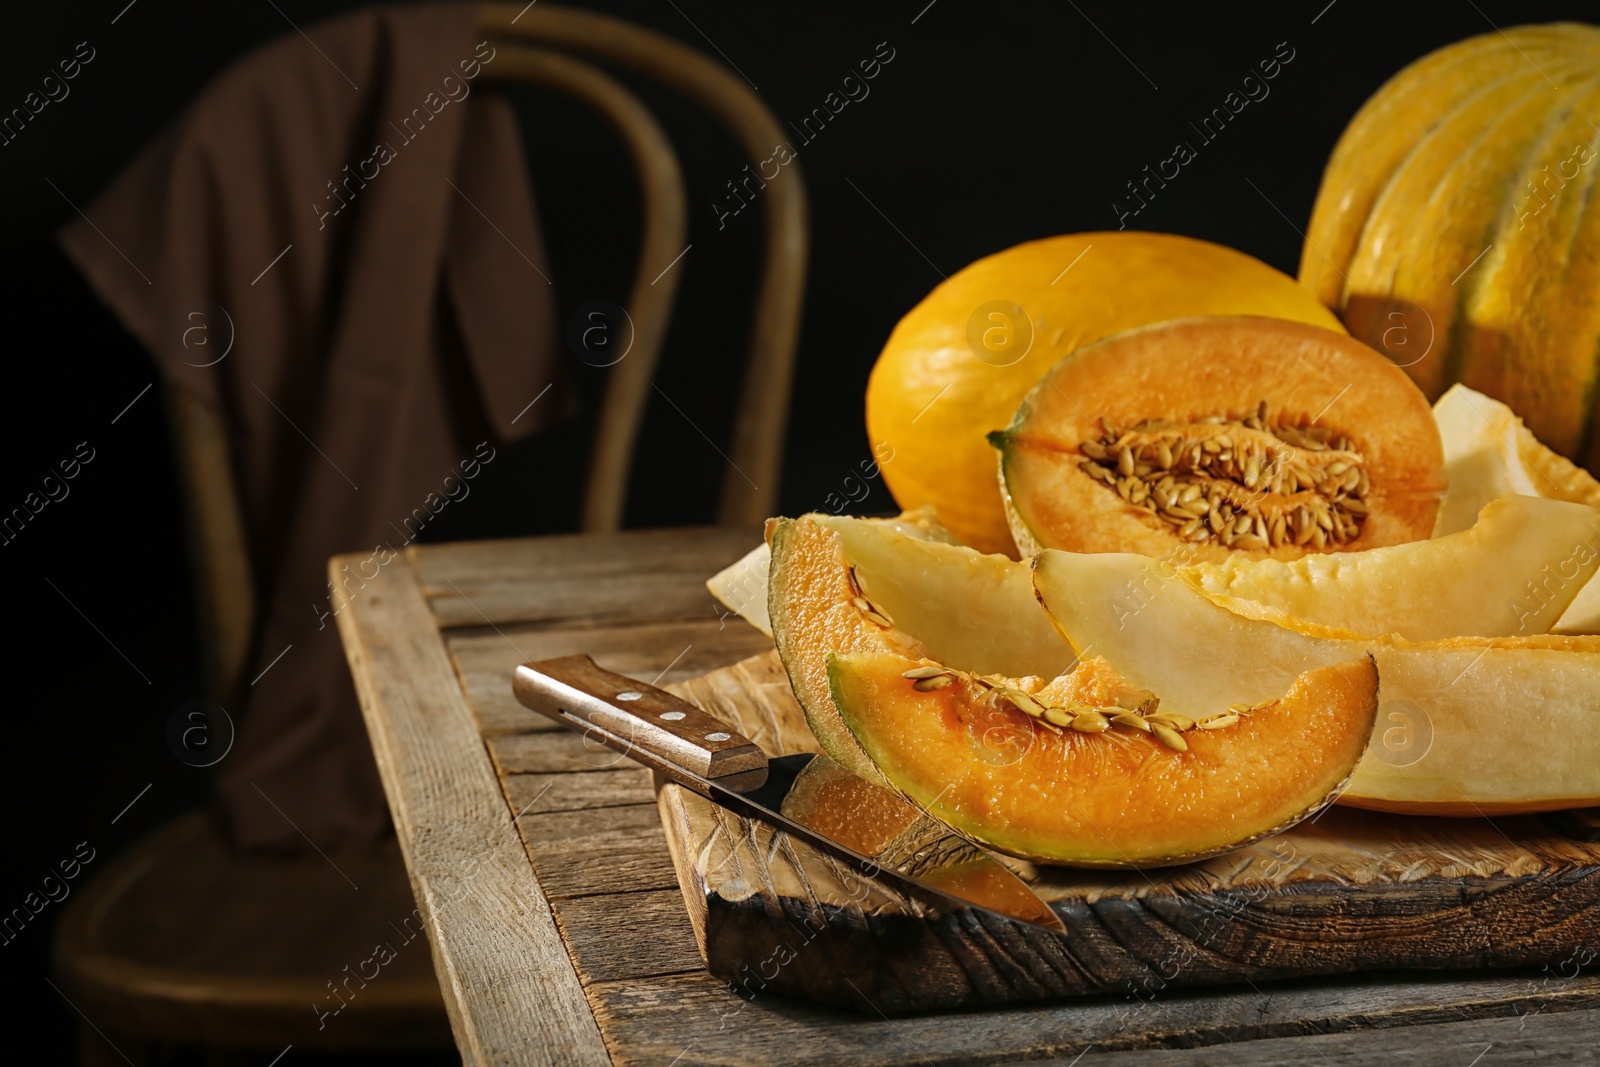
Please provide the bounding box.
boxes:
[829,650,1377,868]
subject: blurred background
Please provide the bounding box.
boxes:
[1,0,1591,1060]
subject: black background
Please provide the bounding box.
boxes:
[1,0,1590,1059]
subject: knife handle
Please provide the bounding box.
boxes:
[512,655,768,793]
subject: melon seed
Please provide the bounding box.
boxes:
[1111,712,1152,732]
[912,674,955,692]
[1000,687,1046,718]
[1148,712,1196,732]
[1151,723,1189,751]
[1042,707,1076,728]
[1070,710,1111,733]
[1198,713,1241,730]
[901,665,950,680]
[1075,402,1370,551]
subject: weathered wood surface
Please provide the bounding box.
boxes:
[332,550,610,1066]
[588,970,1600,1065]
[660,648,1600,1013]
[343,526,1600,1065]
[410,525,762,630]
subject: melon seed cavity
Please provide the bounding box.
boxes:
[1076,401,1369,549]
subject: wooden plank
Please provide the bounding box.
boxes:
[411,526,760,629]
[505,769,656,816]
[518,804,679,900]
[587,970,1600,1066]
[1087,1009,1600,1065]
[552,890,705,984]
[331,552,609,1067]
[658,650,1600,1013]
[448,618,773,736]
[489,730,645,775]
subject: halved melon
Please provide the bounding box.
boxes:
[1175,495,1600,639]
[768,516,1073,786]
[1033,550,1600,814]
[992,316,1446,561]
[828,650,1377,867]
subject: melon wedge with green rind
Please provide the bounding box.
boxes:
[828,650,1377,867]
[768,515,1072,786]
[1033,549,1600,814]
[1175,494,1600,640]
[707,506,963,638]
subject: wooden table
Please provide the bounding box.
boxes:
[333,528,1600,1066]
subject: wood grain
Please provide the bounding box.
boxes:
[659,648,1600,1012]
[551,889,705,984]
[587,969,1600,1066]
[332,551,609,1066]
[517,803,680,900]
[411,525,760,629]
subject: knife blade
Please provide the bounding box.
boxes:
[512,654,1065,935]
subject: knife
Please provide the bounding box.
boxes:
[512,654,1065,935]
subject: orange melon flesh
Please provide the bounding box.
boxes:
[828,651,1377,868]
[777,755,921,856]
[993,316,1446,561]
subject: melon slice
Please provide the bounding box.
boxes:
[706,506,963,637]
[828,650,1377,867]
[1431,385,1600,634]
[1433,383,1600,536]
[768,516,1072,786]
[993,316,1446,561]
[1175,495,1600,639]
[1033,550,1600,814]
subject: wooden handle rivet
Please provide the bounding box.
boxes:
[706,732,732,742]
[660,711,686,720]
[617,691,643,701]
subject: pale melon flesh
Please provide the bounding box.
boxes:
[707,506,963,637]
[768,515,1073,785]
[1033,550,1600,814]
[1176,495,1600,640]
[1431,384,1600,635]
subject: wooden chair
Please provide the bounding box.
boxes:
[52,5,807,1062]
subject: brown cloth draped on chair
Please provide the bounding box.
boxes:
[61,2,562,849]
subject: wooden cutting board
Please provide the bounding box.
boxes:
[658,649,1600,1014]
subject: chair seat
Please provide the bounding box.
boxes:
[53,810,453,1051]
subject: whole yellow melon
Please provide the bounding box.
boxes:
[865,232,1344,554]
[1301,23,1600,467]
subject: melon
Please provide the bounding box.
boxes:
[1433,384,1600,536]
[1300,25,1600,467]
[767,515,1073,786]
[1033,549,1600,814]
[992,317,1446,561]
[707,506,961,637]
[867,232,1346,555]
[1430,384,1600,635]
[1175,494,1600,640]
[828,650,1377,867]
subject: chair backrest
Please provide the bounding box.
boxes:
[477,2,809,531]
[169,3,808,705]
